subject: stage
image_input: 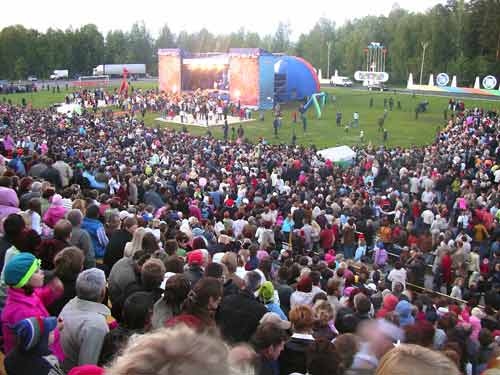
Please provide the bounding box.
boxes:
[155,114,256,127]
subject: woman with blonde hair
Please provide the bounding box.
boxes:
[375,344,460,375]
[124,227,147,257]
[313,300,337,340]
[105,325,232,375]
[222,252,245,290]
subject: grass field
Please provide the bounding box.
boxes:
[3,83,500,148]
[0,81,156,109]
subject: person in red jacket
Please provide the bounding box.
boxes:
[441,250,453,294]
[319,224,335,251]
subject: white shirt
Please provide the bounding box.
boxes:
[388,268,407,290]
[232,219,247,238]
[409,177,420,194]
[421,191,435,205]
[30,211,42,235]
[290,291,315,308]
[421,210,435,225]
[494,169,500,183]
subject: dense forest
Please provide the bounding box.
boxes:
[0,0,499,85]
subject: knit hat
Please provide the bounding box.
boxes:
[51,194,63,206]
[11,316,57,351]
[188,250,203,266]
[4,253,41,288]
[258,281,275,304]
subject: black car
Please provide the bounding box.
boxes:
[367,82,388,92]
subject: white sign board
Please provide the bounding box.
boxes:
[436,73,450,87]
[482,75,497,90]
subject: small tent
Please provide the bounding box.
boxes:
[317,145,356,166]
[56,103,83,116]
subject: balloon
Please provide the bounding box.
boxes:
[199,177,207,187]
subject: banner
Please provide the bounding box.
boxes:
[354,71,389,82]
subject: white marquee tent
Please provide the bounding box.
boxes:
[317,145,356,164]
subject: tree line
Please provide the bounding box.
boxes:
[0,0,499,85]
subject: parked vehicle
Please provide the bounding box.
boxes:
[367,81,388,91]
[92,64,146,77]
[27,76,38,82]
[330,76,353,87]
[50,70,69,80]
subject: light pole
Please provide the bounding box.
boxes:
[327,41,332,79]
[419,41,429,85]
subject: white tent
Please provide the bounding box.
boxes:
[317,145,356,164]
[56,103,82,116]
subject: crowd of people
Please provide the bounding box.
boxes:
[61,87,251,126]
[0,87,498,375]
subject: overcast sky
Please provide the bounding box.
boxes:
[1,0,444,38]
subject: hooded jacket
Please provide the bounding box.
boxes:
[0,187,20,233]
[81,217,107,259]
[43,206,67,228]
[1,286,64,362]
[395,300,415,326]
[376,294,399,318]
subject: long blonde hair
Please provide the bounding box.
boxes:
[375,344,460,375]
[106,325,231,375]
[125,227,147,257]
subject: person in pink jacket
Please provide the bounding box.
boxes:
[1,252,65,362]
[43,194,67,228]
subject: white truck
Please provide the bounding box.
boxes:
[50,70,69,80]
[330,75,353,87]
[92,64,146,77]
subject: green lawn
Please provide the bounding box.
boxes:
[0,81,156,108]
[3,83,500,149]
[151,88,500,148]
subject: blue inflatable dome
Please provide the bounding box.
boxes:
[274,56,320,102]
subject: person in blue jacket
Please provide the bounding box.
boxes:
[258,281,288,321]
[81,204,108,260]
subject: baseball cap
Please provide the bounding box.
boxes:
[187,250,203,266]
[259,312,291,330]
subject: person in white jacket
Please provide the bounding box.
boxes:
[388,261,407,290]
